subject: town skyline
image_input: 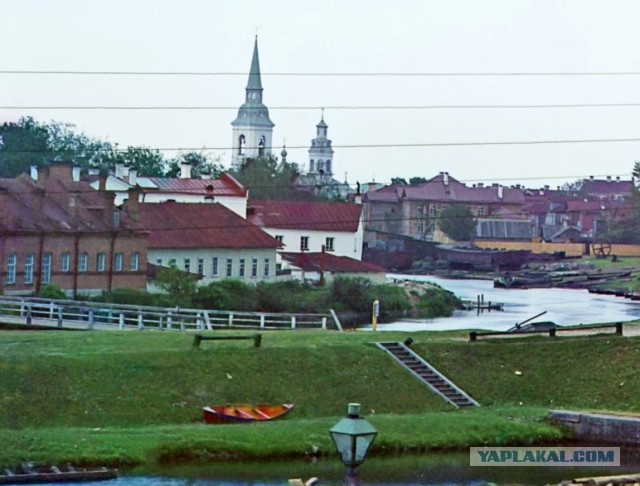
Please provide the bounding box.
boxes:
[3,1,640,188]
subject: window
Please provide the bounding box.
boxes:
[115,253,124,272]
[155,257,163,267]
[97,252,106,272]
[24,254,34,284]
[325,237,335,252]
[78,252,88,272]
[42,252,52,284]
[477,206,485,216]
[113,208,120,228]
[429,204,436,217]
[264,258,270,278]
[258,135,265,157]
[197,258,204,276]
[184,258,191,273]
[170,258,177,267]
[251,258,258,278]
[5,253,16,284]
[131,252,139,272]
[275,235,284,247]
[239,258,245,277]
[226,258,233,277]
[61,252,70,272]
[212,257,219,277]
[300,236,309,251]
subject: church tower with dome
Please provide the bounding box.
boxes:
[307,111,334,178]
[230,37,275,170]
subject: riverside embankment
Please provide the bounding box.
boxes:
[0,328,639,469]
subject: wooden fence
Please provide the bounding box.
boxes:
[475,241,640,257]
[0,296,341,332]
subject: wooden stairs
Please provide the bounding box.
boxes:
[376,342,480,408]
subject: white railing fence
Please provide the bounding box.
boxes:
[0,296,342,332]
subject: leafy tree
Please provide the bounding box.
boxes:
[438,204,476,241]
[0,118,52,177]
[409,176,428,185]
[115,146,167,177]
[233,156,303,200]
[166,151,224,178]
[391,177,408,185]
[154,265,198,307]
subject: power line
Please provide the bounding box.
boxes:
[5,137,640,153]
[6,103,640,110]
[5,70,640,77]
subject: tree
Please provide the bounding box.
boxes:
[233,156,303,200]
[166,151,224,178]
[390,177,408,185]
[154,265,198,307]
[409,176,427,185]
[0,118,52,177]
[438,204,476,241]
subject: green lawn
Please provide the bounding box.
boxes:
[0,327,637,468]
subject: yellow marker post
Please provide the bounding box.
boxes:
[372,299,380,332]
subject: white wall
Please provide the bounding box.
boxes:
[261,223,364,260]
[148,247,277,285]
[140,193,247,217]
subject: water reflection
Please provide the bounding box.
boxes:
[94,451,640,485]
[376,274,640,332]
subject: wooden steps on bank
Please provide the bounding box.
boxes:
[375,342,479,408]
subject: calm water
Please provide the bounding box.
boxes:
[67,451,640,485]
[375,274,640,331]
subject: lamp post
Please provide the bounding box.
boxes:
[329,403,378,485]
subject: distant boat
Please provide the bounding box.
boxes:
[202,404,294,424]
[0,464,117,484]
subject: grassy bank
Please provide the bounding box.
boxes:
[0,327,638,468]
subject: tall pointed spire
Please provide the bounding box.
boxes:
[246,36,263,92]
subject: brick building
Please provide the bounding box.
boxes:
[0,162,147,297]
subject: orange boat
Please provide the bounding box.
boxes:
[202,403,294,424]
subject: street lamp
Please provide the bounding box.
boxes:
[329,403,378,484]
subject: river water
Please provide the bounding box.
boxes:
[375,274,640,332]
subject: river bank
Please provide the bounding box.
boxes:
[1,329,639,469]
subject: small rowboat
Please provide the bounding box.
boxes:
[0,464,117,484]
[202,403,294,424]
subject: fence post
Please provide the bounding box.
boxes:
[88,310,94,330]
[322,317,327,330]
[57,307,63,328]
[49,302,55,319]
[197,313,203,331]
[180,318,185,332]
[26,306,32,326]
[118,313,125,330]
[260,314,265,328]
[228,313,233,327]
[291,316,296,329]
[158,315,163,330]
[167,311,173,330]
[137,311,143,330]
[616,322,623,335]
[20,300,25,317]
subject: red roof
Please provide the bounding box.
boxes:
[364,173,524,205]
[247,200,362,232]
[143,173,247,197]
[0,170,141,233]
[280,252,386,273]
[138,201,279,249]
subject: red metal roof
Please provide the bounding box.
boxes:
[247,200,362,232]
[143,173,247,197]
[0,172,141,233]
[280,252,386,273]
[139,201,280,249]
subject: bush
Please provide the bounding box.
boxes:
[193,279,258,311]
[374,284,412,313]
[414,287,462,318]
[330,276,376,312]
[256,280,330,313]
[97,288,174,308]
[38,283,67,299]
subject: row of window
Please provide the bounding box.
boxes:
[275,235,335,252]
[5,252,140,285]
[417,204,485,217]
[156,256,271,279]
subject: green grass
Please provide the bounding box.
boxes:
[0,328,638,468]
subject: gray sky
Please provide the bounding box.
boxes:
[2,0,640,189]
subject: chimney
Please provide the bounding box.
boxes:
[607,176,612,182]
[498,186,503,199]
[443,172,449,186]
[30,165,38,181]
[125,187,141,221]
[616,176,621,181]
[477,182,484,188]
[129,169,137,186]
[36,166,48,189]
[115,163,125,179]
[544,185,550,191]
[180,163,192,179]
[48,161,74,184]
[72,166,81,182]
[69,192,79,227]
[590,175,594,180]
[103,191,116,226]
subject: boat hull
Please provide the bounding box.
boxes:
[202,404,294,424]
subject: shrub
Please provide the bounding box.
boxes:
[256,280,330,313]
[38,283,67,300]
[330,276,376,312]
[414,287,462,317]
[193,279,258,311]
[97,288,174,308]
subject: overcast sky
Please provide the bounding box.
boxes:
[2,0,640,189]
